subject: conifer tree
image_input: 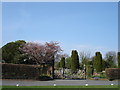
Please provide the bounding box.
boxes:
[94,52,102,72]
[118,52,120,68]
[71,50,79,73]
[60,57,65,77]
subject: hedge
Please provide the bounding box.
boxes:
[1,63,52,80]
[105,68,120,81]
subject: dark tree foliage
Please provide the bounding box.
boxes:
[60,57,65,68]
[102,59,108,70]
[13,54,36,64]
[65,57,71,69]
[2,40,26,63]
[86,65,94,77]
[94,52,102,72]
[71,50,79,73]
[55,62,60,69]
[87,60,93,65]
[118,52,120,68]
[105,51,117,68]
[60,57,65,77]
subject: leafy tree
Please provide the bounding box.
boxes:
[2,40,26,63]
[55,61,60,69]
[71,50,79,73]
[65,57,71,69]
[105,51,117,68]
[13,54,36,64]
[118,52,120,68]
[79,51,91,70]
[102,59,108,70]
[94,52,102,72]
[80,60,93,70]
[55,53,68,62]
[80,51,91,64]
[86,60,93,65]
[60,57,65,77]
[60,57,65,68]
[86,65,94,78]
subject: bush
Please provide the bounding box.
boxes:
[92,75,106,79]
[105,68,120,81]
[1,63,52,80]
[92,72,107,79]
[86,65,93,78]
[38,75,53,81]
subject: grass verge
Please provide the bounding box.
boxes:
[1,85,119,88]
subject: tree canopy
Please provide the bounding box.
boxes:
[20,41,62,64]
[2,40,26,63]
[105,51,117,68]
[65,57,71,69]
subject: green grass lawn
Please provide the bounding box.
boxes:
[1,85,120,90]
[1,85,119,88]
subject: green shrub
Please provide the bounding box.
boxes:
[92,72,106,79]
[94,75,106,78]
[86,65,94,78]
[38,75,53,81]
[92,75,106,79]
[105,68,120,81]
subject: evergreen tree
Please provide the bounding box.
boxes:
[102,59,108,70]
[94,52,102,72]
[105,51,117,68]
[60,57,65,77]
[118,52,120,68]
[71,50,79,73]
[65,57,71,69]
[60,57,65,68]
[2,40,26,63]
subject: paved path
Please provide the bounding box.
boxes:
[1,79,119,86]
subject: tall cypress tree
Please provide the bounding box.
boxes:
[71,50,79,73]
[118,52,120,68]
[60,57,65,77]
[94,52,102,72]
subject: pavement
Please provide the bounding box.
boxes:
[1,79,119,86]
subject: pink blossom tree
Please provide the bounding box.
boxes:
[19,41,62,64]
